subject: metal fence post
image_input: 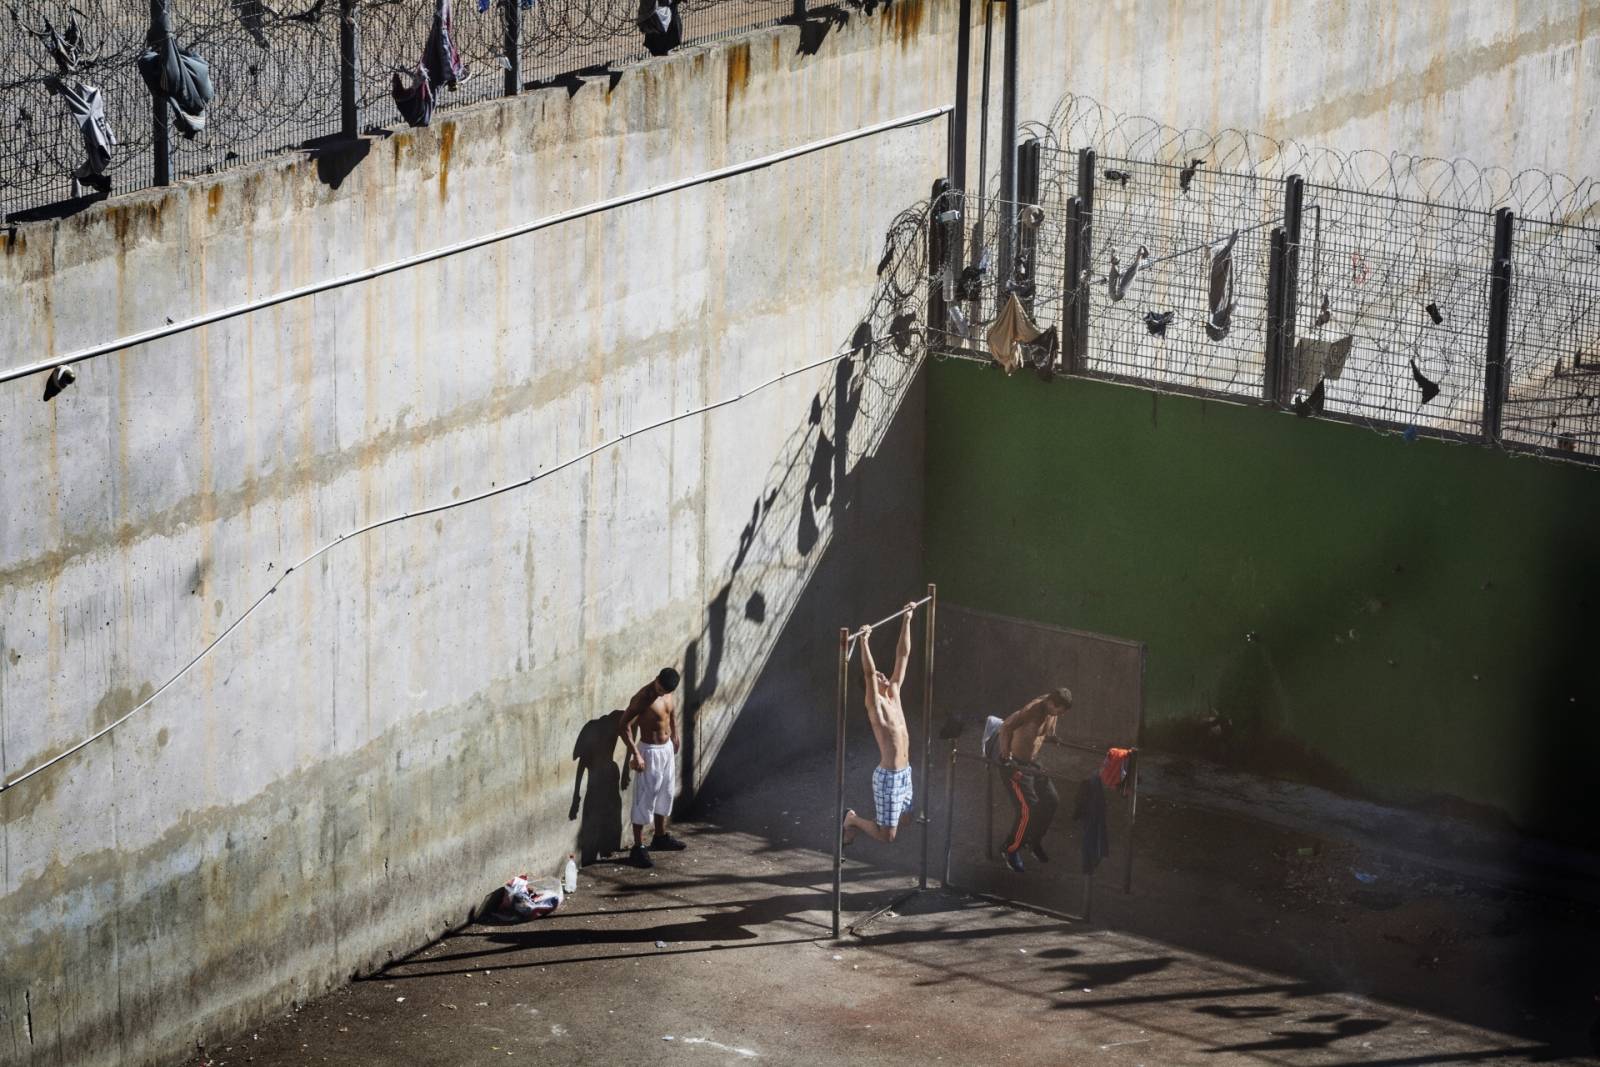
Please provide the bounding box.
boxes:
[503,0,523,96]
[918,583,937,892]
[928,177,951,355]
[1016,138,1040,316]
[1279,175,1306,401]
[149,0,171,186]
[339,0,359,138]
[1265,226,1288,403]
[792,0,807,20]
[832,627,849,940]
[1061,195,1083,372]
[1073,148,1096,366]
[1483,208,1514,444]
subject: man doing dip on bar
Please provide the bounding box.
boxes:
[842,604,917,846]
[992,688,1071,873]
[619,667,686,868]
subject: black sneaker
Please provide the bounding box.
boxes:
[650,833,687,852]
[1004,849,1025,873]
[1029,842,1050,864]
[629,845,654,869]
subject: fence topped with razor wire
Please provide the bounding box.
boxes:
[928,95,1600,465]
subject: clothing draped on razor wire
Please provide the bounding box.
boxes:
[1107,246,1148,303]
[987,293,1053,375]
[46,79,116,189]
[1293,335,1354,394]
[1204,230,1238,340]
[640,0,682,56]
[394,0,469,128]
[138,6,215,138]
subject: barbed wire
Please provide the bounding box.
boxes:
[1,0,797,220]
[947,95,1599,462]
[1034,93,1600,229]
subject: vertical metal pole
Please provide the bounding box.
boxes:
[504,0,523,96]
[984,755,994,859]
[1280,175,1306,400]
[339,0,359,138]
[1074,149,1096,364]
[952,0,972,197]
[918,584,937,891]
[1484,208,1514,444]
[942,744,957,887]
[832,627,849,940]
[149,0,171,187]
[976,0,994,205]
[1122,756,1140,895]
[998,0,1019,288]
[1016,140,1040,317]
[1265,226,1288,403]
[792,0,806,20]
[1061,196,1083,372]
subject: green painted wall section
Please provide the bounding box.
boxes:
[924,361,1600,842]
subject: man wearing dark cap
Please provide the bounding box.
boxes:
[619,667,685,868]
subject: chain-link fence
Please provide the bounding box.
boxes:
[933,97,1600,466]
[2,0,802,221]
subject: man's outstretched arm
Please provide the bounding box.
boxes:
[890,604,914,688]
[858,626,878,711]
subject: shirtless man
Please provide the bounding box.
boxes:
[993,688,1071,873]
[842,605,916,846]
[619,667,685,868]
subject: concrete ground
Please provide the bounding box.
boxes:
[198,747,1600,1067]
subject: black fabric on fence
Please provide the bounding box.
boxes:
[139,7,216,138]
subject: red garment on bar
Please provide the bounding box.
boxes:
[1099,747,1135,792]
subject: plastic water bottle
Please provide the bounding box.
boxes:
[562,854,578,894]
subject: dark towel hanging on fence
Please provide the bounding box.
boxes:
[1204,230,1238,341]
[640,0,683,57]
[138,6,215,137]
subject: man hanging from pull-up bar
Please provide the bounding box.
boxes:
[842,604,917,846]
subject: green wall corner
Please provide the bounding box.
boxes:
[924,360,1600,843]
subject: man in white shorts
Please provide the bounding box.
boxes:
[842,605,916,846]
[619,667,685,868]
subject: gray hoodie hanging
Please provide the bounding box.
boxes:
[139,7,215,137]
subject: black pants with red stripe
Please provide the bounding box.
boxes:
[1003,762,1059,854]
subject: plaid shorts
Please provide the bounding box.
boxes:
[872,765,914,829]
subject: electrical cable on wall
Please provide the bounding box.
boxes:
[0,341,918,796]
[0,105,952,793]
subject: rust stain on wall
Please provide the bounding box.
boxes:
[438,122,457,203]
[726,42,751,111]
[207,185,224,218]
[3,229,24,256]
[888,0,926,49]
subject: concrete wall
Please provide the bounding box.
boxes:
[0,11,952,1065]
[1008,0,1600,182]
[924,361,1600,845]
[2,1,1592,1063]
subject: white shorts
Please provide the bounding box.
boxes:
[631,742,677,825]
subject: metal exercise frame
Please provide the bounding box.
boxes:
[831,583,937,939]
[943,741,1140,923]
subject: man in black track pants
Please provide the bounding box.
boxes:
[986,688,1071,873]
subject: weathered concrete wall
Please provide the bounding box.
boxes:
[1,1,1592,1063]
[1003,0,1600,180]
[0,11,950,1065]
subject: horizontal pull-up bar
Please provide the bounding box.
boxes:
[954,747,1133,786]
[845,594,934,642]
